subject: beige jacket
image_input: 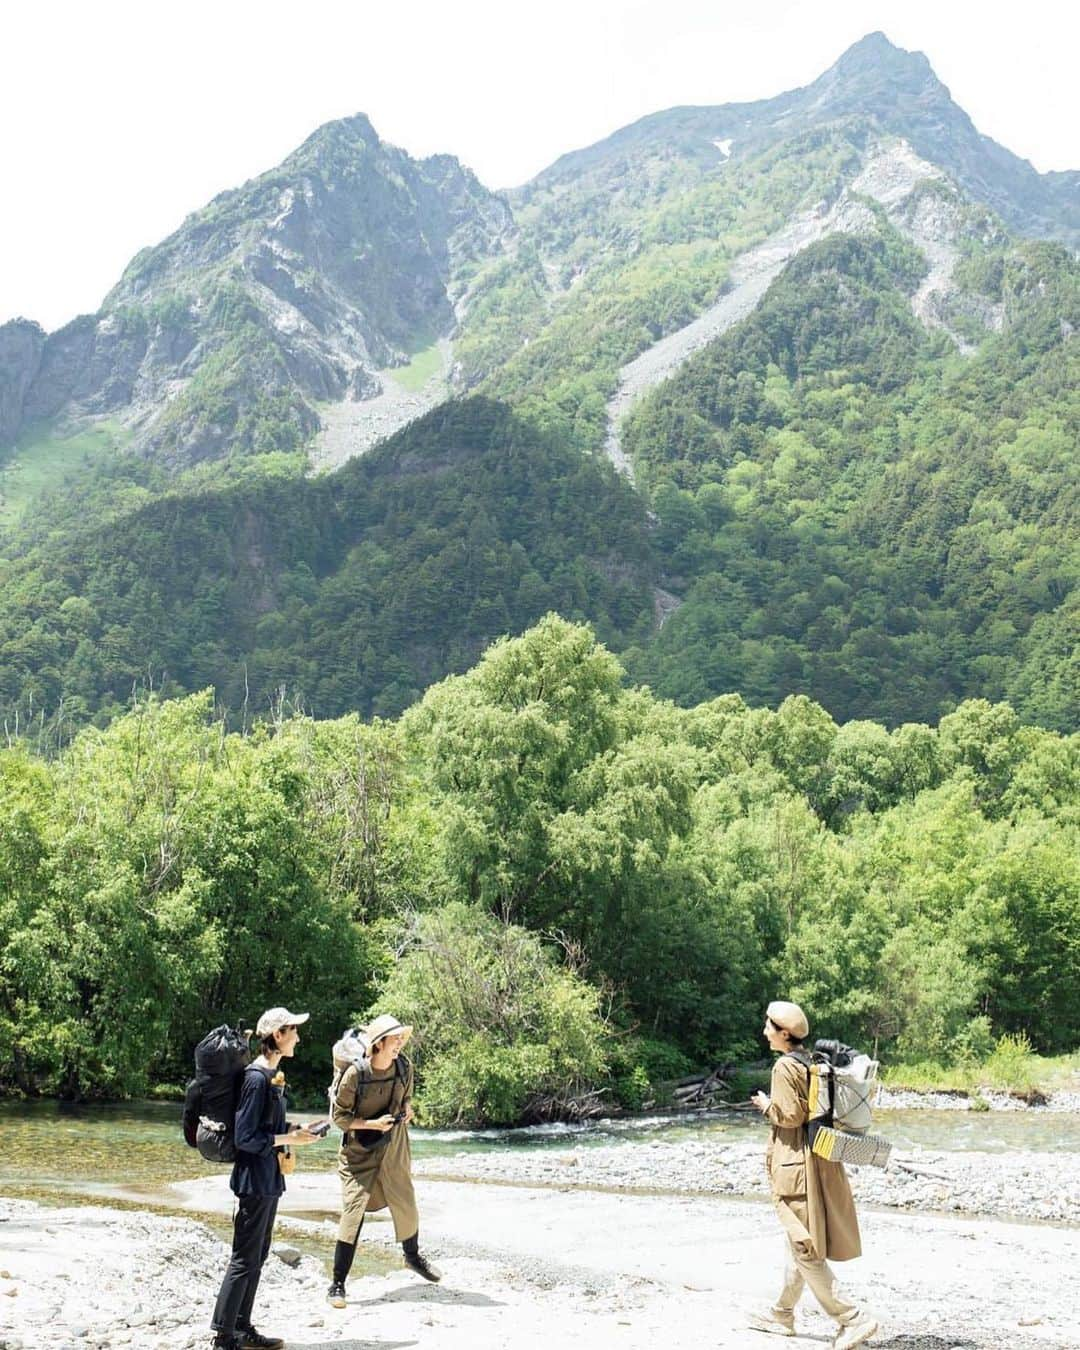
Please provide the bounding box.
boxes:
[331,1057,418,1241]
[764,1053,861,1262]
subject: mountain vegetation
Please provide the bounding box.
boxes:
[621,231,1079,730]
[0,35,1076,1112]
[1,620,1076,1118]
[0,400,653,729]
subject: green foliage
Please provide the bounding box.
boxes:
[459,128,860,454]
[0,693,378,1098]
[0,420,129,524]
[609,1035,695,1108]
[0,399,655,733]
[622,235,1079,731]
[372,903,612,1126]
[0,607,1076,1113]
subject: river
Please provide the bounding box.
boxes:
[2,1097,1077,1206]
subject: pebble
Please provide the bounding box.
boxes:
[416,1122,1080,1225]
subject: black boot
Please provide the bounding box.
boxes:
[402,1231,441,1283]
[329,1233,358,1306]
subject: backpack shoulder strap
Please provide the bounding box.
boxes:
[245,1063,278,1130]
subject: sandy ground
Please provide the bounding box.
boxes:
[2,1164,1077,1350]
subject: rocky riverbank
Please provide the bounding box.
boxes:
[3,1179,1079,1350]
[414,1133,1078,1224]
[875,1086,1080,1112]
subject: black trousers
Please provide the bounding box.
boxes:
[211,1195,279,1335]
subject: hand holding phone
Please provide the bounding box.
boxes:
[303,1119,332,1137]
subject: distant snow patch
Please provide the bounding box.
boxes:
[713,138,734,158]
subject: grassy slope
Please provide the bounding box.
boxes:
[0,421,128,525]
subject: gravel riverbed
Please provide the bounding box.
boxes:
[416,1134,1078,1224]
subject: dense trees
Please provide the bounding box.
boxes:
[2,620,1075,1117]
[0,400,655,734]
[622,235,1078,731]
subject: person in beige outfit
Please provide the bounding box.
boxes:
[750,1000,878,1349]
[326,1015,440,1308]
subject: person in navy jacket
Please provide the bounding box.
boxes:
[210,1008,324,1350]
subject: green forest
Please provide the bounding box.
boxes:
[620,228,1078,729]
[1,79,1077,1125]
[0,401,654,732]
[3,200,1075,742]
[2,617,1076,1123]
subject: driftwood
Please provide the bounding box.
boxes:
[890,1158,950,1181]
[668,1063,738,1109]
[521,1087,608,1125]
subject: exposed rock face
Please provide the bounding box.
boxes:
[603,138,999,476]
[3,36,1075,467]
[519,32,1079,246]
[19,115,514,466]
[0,319,46,447]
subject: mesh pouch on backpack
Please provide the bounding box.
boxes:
[809,1121,892,1167]
[182,1024,251,1163]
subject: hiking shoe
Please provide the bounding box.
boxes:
[238,1330,284,1350]
[327,1280,347,1308]
[403,1248,442,1282]
[748,1309,796,1336]
[212,1338,240,1350]
[834,1316,879,1350]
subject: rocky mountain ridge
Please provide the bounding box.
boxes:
[1,33,1075,473]
[521,33,1078,243]
[602,136,1003,478]
[1,116,513,465]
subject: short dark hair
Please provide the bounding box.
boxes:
[768,1016,805,1047]
[261,1024,295,1055]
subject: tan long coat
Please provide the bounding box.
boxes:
[764,1053,861,1262]
[331,1057,419,1242]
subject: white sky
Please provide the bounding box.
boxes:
[3,0,1077,332]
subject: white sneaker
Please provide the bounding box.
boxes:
[834,1315,879,1350]
[748,1309,796,1336]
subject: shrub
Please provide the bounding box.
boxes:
[371,902,612,1126]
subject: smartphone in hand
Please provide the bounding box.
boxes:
[307,1120,332,1138]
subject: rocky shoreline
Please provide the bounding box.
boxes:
[4,1177,1078,1350]
[2,1087,1078,1348]
[875,1086,1080,1112]
[415,1134,1077,1225]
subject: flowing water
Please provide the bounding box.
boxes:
[2,1097,1077,1205]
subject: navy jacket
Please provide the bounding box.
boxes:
[230,1064,287,1197]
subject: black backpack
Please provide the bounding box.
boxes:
[182,1024,252,1163]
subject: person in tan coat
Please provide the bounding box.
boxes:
[325,1015,440,1308]
[750,1000,878,1349]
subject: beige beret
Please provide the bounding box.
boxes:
[767,1000,809,1040]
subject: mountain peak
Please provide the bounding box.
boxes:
[816,30,941,97]
[283,112,381,170]
[837,31,922,65]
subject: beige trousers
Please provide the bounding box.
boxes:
[772,1239,859,1326]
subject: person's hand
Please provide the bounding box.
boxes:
[752,1090,771,1114]
[403,1104,415,1125]
[287,1126,321,1145]
[369,1113,397,1131]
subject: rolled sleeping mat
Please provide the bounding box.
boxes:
[809,1120,892,1168]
